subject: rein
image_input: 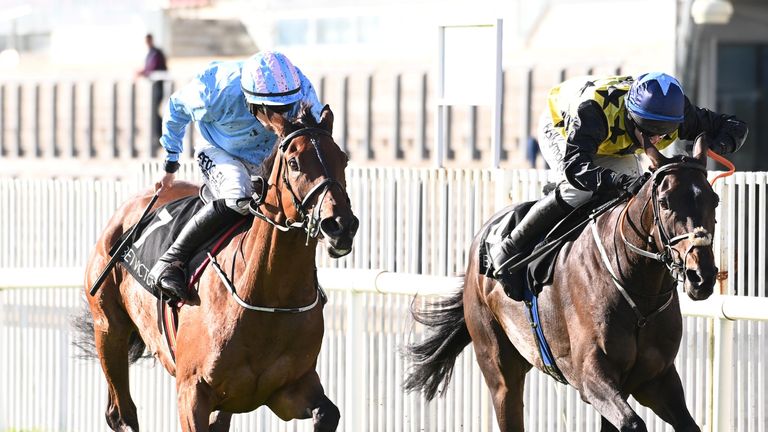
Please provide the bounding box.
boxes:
[591,161,712,327]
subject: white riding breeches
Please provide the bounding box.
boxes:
[195,144,262,215]
[537,111,642,208]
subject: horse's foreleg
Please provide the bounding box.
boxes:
[581,368,646,432]
[632,366,700,431]
[208,411,233,432]
[177,379,215,432]
[266,371,339,431]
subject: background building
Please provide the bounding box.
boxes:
[0,0,765,174]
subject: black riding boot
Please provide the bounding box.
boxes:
[489,192,572,300]
[149,199,244,301]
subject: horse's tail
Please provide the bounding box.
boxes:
[403,285,471,401]
[71,304,148,364]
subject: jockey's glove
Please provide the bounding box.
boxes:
[710,118,749,155]
[616,172,650,197]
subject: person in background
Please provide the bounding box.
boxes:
[136,33,168,144]
[149,51,323,302]
[490,72,748,299]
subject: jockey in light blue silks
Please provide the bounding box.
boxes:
[149,51,323,302]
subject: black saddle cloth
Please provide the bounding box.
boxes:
[479,198,601,296]
[110,195,250,299]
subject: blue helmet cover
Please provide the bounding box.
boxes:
[626,72,685,122]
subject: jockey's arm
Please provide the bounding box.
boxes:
[677,97,749,155]
[561,101,625,195]
[159,77,215,172]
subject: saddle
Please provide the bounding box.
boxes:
[479,197,601,296]
[110,190,251,300]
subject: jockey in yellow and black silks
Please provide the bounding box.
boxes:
[490,72,748,300]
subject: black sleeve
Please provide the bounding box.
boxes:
[561,100,623,193]
[678,97,748,154]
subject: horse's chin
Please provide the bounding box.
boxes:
[325,237,353,258]
[685,283,714,301]
[327,245,352,258]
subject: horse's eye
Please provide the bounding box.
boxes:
[658,198,669,210]
[287,158,299,171]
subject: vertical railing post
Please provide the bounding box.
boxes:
[521,68,533,166]
[111,81,119,158]
[68,82,76,158]
[340,76,349,156]
[317,75,325,103]
[14,83,22,157]
[87,81,95,157]
[345,288,366,432]
[0,84,5,156]
[364,74,374,160]
[392,74,403,160]
[418,72,429,160]
[468,105,479,160]
[33,83,40,157]
[711,317,734,432]
[50,83,58,157]
[129,82,137,157]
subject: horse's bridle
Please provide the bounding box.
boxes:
[213,126,345,314]
[591,161,713,327]
[249,126,347,244]
[620,161,713,282]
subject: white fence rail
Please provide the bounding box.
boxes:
[0,166,766,431]
[1,269,767,432]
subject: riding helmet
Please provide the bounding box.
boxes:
[241,51,303,106]
[625,72,685,136]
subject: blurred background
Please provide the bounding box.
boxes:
[1,1,767,431]
[0,0,766,177]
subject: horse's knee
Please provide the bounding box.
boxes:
[312,396,340,432]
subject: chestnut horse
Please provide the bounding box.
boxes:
[405,136,718,431]
[79,106,358,431]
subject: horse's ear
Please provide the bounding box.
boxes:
[692,133,709,164]
[255,107,289,137]
[645,144,670,169]
[319,105,334,134]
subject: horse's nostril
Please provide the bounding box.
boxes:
[320,217,343,236]
[686,269,702,285]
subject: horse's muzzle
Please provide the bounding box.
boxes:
[321,215,359,258]
[684,266,717,300]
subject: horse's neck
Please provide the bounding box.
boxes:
[604,190,670,293]
[237,217,318,301]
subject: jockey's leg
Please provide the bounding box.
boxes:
[489,190,573,299]
[149,198,243,301]
[632,365,700,431]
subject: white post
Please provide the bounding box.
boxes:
[490,19,503,169]
[344,288,367,431]
[711,317,734,431]
[434,26,446,168]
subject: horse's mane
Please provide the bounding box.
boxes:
[254,103,321,178]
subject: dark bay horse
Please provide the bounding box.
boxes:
[405,136,718,431]
[79,106,358,431]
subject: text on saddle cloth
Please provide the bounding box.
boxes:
[109,195,251,300]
